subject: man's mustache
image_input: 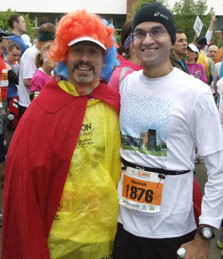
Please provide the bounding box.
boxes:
[72,61,95,74]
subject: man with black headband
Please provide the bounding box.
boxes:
[113,2,223,259]
[17,23,55,118]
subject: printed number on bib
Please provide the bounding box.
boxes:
[120,167,165,213]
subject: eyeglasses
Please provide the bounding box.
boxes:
[133,27,166,41]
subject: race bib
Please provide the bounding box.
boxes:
[33,91,40,99]
[120,166,165,213]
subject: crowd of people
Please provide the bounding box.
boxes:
[1,3,223,259]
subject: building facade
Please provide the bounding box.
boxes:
[0,0,127,30]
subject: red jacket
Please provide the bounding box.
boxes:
[2,77,120,259]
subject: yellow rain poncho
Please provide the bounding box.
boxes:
[48,81,121,259]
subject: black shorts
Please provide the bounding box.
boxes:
[113,223,196,259]
[18,105,27,119]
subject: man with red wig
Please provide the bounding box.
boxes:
[2,10,121,259]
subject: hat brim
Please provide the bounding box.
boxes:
[188,43,199,54]
[0,32,13,38]
[68,36,106,50]
[2,35,13,39]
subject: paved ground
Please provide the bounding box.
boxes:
[0,161,222,258]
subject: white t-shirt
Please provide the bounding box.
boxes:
[217,77,223,128]
[118,67,223,238]
[215,62,221,79]
[18,44,39,107]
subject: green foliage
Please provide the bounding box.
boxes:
[130,0,168,18]
[0,9,13,31]
[174,14,211,42]
[173,0,207,16]
[129,0,210,43]
[0,9,35,40]
[23,13,35,40]
[173,0,209,42]
[115,31,121,46]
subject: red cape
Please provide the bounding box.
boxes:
[2,77,120,259]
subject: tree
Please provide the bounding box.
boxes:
[0,9,13,31]
[173,0,207,16]
[23,13,35,40]
[128,0,210,43]
[129,0,168,19]
[0,9,35,40]
[172,0,210,42]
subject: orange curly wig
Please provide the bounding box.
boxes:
[51,10,114,62]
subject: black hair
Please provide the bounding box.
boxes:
[8,42,21,52]
[8,14,21,29]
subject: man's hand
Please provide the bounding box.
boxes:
[178,232,210,259]
[23,78,31,88]
[210,8,216,22]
